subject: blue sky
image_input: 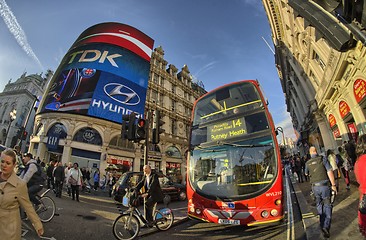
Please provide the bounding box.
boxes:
[0,0,296,139]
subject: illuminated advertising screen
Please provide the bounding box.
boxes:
[38,22,154,123]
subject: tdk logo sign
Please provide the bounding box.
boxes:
[68,50,122,67]
[104,83,140,105]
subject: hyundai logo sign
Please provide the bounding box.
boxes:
[104,83,140,105]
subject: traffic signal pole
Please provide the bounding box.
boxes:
[143,111,150,166]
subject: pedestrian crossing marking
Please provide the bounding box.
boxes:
[302,212,315,219]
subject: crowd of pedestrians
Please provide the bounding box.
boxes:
[43,161,117,201]
[283,137,366,239]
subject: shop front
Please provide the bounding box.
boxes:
[107,155,133,177]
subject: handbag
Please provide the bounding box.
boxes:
[68,176,77,186]
[359,194,366,214]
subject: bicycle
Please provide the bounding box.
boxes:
[112,188,174,240]
[34,188,56,222]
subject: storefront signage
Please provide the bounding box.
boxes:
[339,100,351,119]
[333,128,340,138]
[107,155,132,166]
[347,122,358,141]
[354,79,366,103]
[166,162,181,168]
[328,114,337,128]
[207,117,247,142]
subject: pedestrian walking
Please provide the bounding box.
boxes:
[53,162,65,198]
[337,146,351,190]
[327,149,340,191]
[64,162,73,196]
[305,146,337,238]
[107,172,116,197]
[301,156,309,182]
[0,149,44,239]
[345,140,357,166]
[68,163,82,202]
[294,157,303,183]
[354,134,366,238]
[93,168,100,191]
[46,161,55,189]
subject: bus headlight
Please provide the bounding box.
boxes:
[195,208,202,215]
[261,210,269,218]
[270,209,279,217]
[189,206,195,213]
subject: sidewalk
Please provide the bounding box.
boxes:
[292,170,363,239]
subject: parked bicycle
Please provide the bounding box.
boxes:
[112,188,174,240]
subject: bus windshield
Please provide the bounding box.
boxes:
[188,135,277,200]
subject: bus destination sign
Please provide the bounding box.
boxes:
[207,117,247,141]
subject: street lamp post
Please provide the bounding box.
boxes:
[6,109,17,147]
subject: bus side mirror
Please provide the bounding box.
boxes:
[275,130,279,136]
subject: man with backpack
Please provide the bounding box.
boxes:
[305,146,338,238]
[19,153,44,209]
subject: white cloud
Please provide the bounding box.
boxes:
[0,0,43,69]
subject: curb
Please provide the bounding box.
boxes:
[292,180,321,240]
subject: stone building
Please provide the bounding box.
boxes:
[0,71,51,152]
[29,46,206,182]
[262,0,366,155]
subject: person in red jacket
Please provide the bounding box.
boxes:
[355,134,366,238]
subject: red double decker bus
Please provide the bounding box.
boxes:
[187,80,283,226]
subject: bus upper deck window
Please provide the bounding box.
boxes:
[216,88,230,102]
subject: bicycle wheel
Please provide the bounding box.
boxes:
[113,214,140,240]
[154,208,174,231]
[37,196,55,223]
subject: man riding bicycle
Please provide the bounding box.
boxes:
[135,165,164,227]
[19,153,43,210]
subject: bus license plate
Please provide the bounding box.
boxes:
[218,219,240,225]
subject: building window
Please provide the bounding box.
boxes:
[160,94,164,107]
[313,51,325,70]
[186,125,190,138]
[172,84,176,94]
[73,127,102,145]
[109,136,135,150]
[151,90,158,103]
[171,119,177,135]
[153,74,159,84]
[160,77,165,86]
[165,145,181,158]
[171,100,176,111]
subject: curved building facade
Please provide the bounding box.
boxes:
[29,46,206,182]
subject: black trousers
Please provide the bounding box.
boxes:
[145,197,157,223]
[71,185,80,201]
[28,184,43,205]
[54,180,63,197]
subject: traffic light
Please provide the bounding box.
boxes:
[135,118,146,141]
[121,113,137,141]
[152,110,165,144]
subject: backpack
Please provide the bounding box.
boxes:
[27,162,47,186]
[336,154,344,168]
